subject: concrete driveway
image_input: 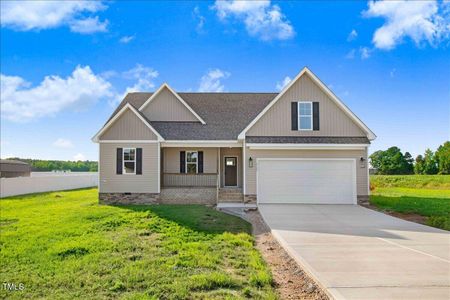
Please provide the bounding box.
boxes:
[259,204,450,300]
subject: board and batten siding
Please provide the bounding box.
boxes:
[99,143,159,193]
[244,148,368,196]
[141,87,199,122]
[163,147,218,174]
[247,74,366,137]
[99,109,158,140]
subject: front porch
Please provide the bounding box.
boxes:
[159,146,248,204]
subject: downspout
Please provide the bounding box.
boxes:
[243,139,246,196]
[217,147,221,205]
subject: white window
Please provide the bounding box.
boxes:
[123,148,136,174]
[298,102,312,130]
[186,151,198,174]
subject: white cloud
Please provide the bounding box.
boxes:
[193,6,206,33]
[107,64,160,106]
[99,70,118,79]
[198,69,230,92]
[121,64,159,93]
[345,49,356,59]
[347,29,358,41]
[346,47,372,59]
[73,153,86,161]
[363,0,450,50]
[53,138,73,149]
[360,46,371,59]
[119,35,135,44]
[213,0,295,41]
[69,16,108,34]
[276,76,291,91]
[0,1,108,33]
[390,68,397,78]
[1,66,114,122]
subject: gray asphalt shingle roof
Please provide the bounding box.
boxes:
[109,92,277,140]
[106,92,369,144]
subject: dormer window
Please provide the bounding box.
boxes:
[298,102,313,130]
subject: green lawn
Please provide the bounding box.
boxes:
[0,188,276,299]
[371,175,450,189]
[370,175,450,230]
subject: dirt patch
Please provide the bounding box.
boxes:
[360,203,428,225]
[244,209,328,300]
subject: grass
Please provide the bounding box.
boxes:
[370,175,450,189]
[0,188,277,299]
[370,175,450,230]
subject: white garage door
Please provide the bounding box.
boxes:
[257,159,356,204]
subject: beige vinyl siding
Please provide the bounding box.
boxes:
[99,143,159,193]
[247,73,366,137]
[162,147,218,174]
[141,87,199,122]
[244,148,368,196]
[220,147,243,188]
[99,109,158,140]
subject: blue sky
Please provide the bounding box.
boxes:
[1,0,449,161]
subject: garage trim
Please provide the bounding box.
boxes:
[256,158,357,205]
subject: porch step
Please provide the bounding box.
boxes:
[219,187,242,193]
[218,188,244,203]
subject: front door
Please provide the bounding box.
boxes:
[224,157,237,186]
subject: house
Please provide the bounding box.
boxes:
[92,67,376,205]
[0,159,31,178]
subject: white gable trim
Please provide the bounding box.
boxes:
[238,67,376,140]
[138,83,206,124]
[92,103,164,143]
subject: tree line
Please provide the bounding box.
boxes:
[5,158,98,172]
[370,141,449,175]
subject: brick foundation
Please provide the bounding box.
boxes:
[99,193,159,205]
[160,187,216,205]
[244,194,257,204]
[357,195,369,205]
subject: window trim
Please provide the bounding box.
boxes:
[298,101,313,131]
[123,147,136,175]
[185,150,198,174]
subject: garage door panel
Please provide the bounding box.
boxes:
[257,159,356,204]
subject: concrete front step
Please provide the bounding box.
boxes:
[219,193,244,198]
[218,194,244,200]
[217,203,257,209]
[218,198,244,203]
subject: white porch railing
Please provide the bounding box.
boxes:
[163,173,217,187]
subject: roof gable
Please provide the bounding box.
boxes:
[92,103,164,142]
[100,92,276,140]
[139,83,206,124]
[238,67,376,140]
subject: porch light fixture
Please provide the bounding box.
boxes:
[360,157,366,168]
[249,157,253,168]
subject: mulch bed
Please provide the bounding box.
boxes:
[244,210,329,300]
[360,203,428,225]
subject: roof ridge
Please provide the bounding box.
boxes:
[178,92,278,94]
[127,92,278,95]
